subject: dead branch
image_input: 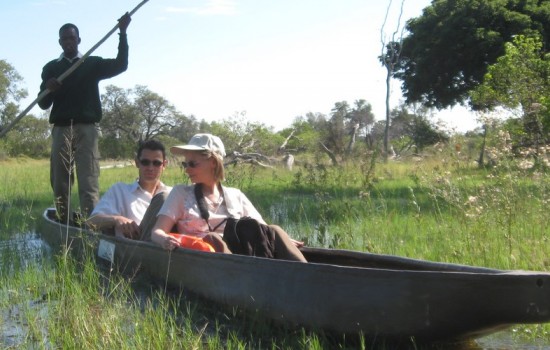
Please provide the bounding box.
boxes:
[278,129,295,153]
[319,142,338,166]
[224,158,274,168]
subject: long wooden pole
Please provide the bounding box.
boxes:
[0,0,149,138]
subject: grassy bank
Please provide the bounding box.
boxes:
[1,149,549,348]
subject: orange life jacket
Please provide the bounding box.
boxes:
[168,233,215,252]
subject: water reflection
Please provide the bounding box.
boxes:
[0,232,51,348]
[477,331,550,349]
[0,232,51,274]
[1,297,50,348]
[268,197,331,247]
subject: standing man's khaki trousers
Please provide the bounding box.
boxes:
[50,123,100,221]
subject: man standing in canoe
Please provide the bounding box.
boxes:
[38,13,131,222]
[87,139,172,240]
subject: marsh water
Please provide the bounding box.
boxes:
[1,230,550,349]
[1,232,50,348]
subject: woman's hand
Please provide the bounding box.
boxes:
[162,234,180,251]
[151,230,180,250]
[291,238,304,248]
[151,215,179,250]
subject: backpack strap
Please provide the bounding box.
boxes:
[194,183,227,232]
[194,183,210,222]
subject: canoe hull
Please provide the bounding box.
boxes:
[37,209,550,342]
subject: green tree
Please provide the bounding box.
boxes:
[325,101,349,156]
[166,114,201,144]
[0,59,28,132]
[133,85,180,141]
[323,100,375,158]
[209,112,280,156]
[344,100,374,153]
[304,112,329,150]
[280,114,325,154]
[101,85,190,158]
[470,35,550,146]
[389,103,449,154]
[395,0,550,110]
[0,60,48,158]
[3,114,50,158]
[100,85,138,158]
[407,115,449,152]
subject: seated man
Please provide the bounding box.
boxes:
[87,139,172,240]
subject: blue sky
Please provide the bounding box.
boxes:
[1,0,479,132]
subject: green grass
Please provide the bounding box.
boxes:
[1,151,550,348]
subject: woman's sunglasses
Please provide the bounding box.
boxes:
[181,160,200,168]
[139,159,163,167]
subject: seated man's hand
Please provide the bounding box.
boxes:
[114,216,140,239]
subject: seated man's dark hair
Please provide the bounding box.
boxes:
[137,139,166,159]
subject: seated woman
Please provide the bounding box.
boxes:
[151,133,307,262]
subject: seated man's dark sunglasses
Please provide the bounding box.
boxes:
[139,159,163,167]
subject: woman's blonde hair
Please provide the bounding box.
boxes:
[210,151,225,182]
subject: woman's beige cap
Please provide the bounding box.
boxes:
[170,133,226,157]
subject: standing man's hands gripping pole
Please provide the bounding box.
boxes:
[118,12,131,34]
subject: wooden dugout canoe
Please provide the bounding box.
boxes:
[38,208,550,343]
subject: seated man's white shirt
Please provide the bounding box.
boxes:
[91,181,172,225]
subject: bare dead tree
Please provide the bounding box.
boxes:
[225,157,274,168]
[282,153,295,170]
[225,151,274,168]
[234,137,257,152]
[319,141,338,166]
[278,129,295,153]
[347,123,359,154]
[380,0,405,161]
[478,123,488,167]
